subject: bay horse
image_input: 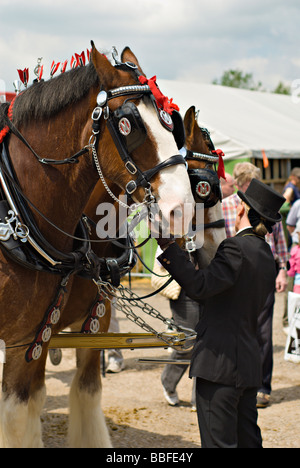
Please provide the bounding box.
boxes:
[182,105,226,266]
[0,43,194,448]
[58,105,226,448]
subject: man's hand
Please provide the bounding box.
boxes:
[276,269,288,293]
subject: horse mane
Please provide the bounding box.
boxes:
[12,61,100,126]
[0,103,9,131]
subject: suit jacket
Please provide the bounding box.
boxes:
[157,228,277,388]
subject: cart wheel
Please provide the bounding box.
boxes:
[49,348,62,366]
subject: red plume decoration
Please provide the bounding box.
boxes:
[138,75,179,115]
[70,56,76,69]
[17,68,29,87]
[75,51,86,67]
[50,61,60,77]
[61,60,68,73]
[37,65,44,82]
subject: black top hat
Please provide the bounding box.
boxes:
[237,179,285,223]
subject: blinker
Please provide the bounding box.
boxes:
[188,168,222,208]
[113,101,147,154]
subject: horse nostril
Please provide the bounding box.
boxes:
[170,206,183,220]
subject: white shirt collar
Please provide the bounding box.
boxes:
[236,225,252,235]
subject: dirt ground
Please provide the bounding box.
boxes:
[4,279,300,448]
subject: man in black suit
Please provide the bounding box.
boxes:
[156,179,285,448]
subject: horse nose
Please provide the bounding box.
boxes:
[158,201,195,237]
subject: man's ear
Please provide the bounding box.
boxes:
[237,203,245,218]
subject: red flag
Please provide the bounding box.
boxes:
[262,149,269,169]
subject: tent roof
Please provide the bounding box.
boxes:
[160,80,300,160]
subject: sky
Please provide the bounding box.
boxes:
[0,0,299,93]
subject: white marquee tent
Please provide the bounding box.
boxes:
[160,80,300,161]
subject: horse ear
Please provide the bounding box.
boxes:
[184,106,196,139]
[121,47,145,75]
[90,41,116,84]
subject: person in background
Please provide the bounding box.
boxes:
[221,172,235,198]
[222,162,288,408]
[281,168,300,249]
[222,163,261,236]
[282,168,300,205]
[281,199,300,331]
[286,199,300,245]
[287,220,300,294]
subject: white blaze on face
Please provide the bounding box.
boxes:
[137,101,194,235]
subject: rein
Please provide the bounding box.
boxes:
[0,99,91,165]
[6,119,90,165]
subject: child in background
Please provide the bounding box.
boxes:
[288,221,300,293]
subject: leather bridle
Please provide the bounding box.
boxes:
[92,66,186,198]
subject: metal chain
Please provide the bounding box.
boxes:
[92,144,131,210]
[91,143,155,214]
[93,279,196,348]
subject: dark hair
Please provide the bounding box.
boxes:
[244,204,271,236]
[12,61,99,126]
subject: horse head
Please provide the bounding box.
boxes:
[89,43,194,236]
[183,105,226,265]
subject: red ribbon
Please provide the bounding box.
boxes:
[138,75,179,115]
[0,96,16,144]
[212,149,226,180]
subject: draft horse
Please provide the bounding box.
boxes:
[182,105,226,266]
[0,43,194,448]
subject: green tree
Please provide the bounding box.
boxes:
[273,81,291,95]
[212,69,263,91]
